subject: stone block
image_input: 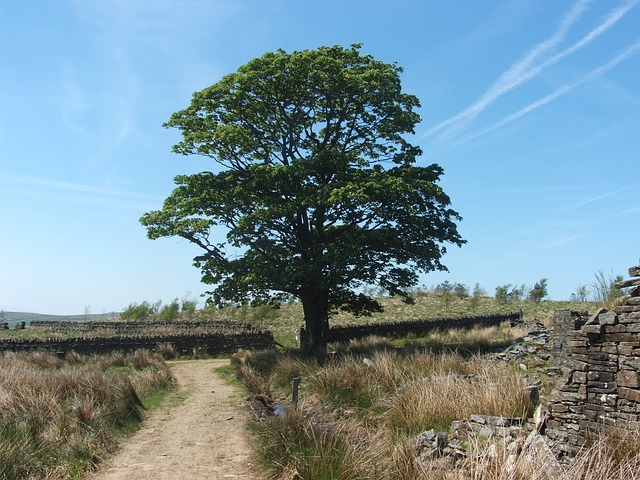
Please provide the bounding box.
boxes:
[588,362,617,371]
[616,305,640,314]
[589,351,611,361]
[567,433,586,446]
[546,419,561,429]
[571,371,587,384]
[582,324,603,334]
[600,345,619,354]
[618,370,640,388]
[550,404,569,413]
[570,346,590,355]
[619,312,640,322]
[618,387,640,403]
[557,392,585,403]
[571,353,589,362]
[604,324,628,333]
[620,357,640,370]
[567,360,589,371]
[618,344,639,355]
[599,311,618,325]
[568,404,584,414]
[605,333,639,342]
[587,371,614,382]
[589,385,618,394]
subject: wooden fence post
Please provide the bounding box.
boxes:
[292,377,300,409]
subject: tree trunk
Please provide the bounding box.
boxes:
[300,286,330,359]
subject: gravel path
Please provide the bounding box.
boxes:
[87,359,258,480]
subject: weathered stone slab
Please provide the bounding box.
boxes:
[616,305,640,313]
[603,333,639,342]
[614,278,640,289]
[581,324,603,334]
[604,324,628,333]
[620,357,640,370]
[588,371,614,382]
[625,323,640,333]
[619,311,640,323]
[618,370,640,388]
[571,371,587,383]
[618,387,640,402]
[599,311,618,325]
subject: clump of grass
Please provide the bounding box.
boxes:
[0,350,174,479]
[231,350,274,395]
[271,355,313,393]
[310,355,385,411]
[384,358,531,436]
[157,342,177,360]
[252,408,382,480]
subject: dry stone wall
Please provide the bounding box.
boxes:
[0,330,275,356]
[546,264,640,458]
[300,311,522,345]
[29,319,256,336]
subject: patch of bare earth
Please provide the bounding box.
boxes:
[87,359,258,480]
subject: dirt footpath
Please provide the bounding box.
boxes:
[88,359,258,480]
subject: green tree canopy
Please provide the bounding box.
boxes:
[140,44,465,355]
[529,278,548,302]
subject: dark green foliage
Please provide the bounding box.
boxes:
[528,278,548,302]
[141,44,465,355]
[120,301,159,320]
[159,299,180,322]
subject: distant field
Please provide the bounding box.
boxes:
[1,311,118,328]
[2,293,597,345]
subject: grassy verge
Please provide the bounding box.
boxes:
[232,322,640,480]
[0,350,175,479]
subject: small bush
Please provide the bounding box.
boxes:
[120,301,158,320]
[159,299,180,322]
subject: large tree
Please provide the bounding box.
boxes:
[140,44,465,356]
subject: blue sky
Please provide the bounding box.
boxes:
[1,0,638,315]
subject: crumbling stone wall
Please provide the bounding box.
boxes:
[546,264,640,458]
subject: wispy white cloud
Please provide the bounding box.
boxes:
[541,235,585,249]
[454,39,640,146]
[0,173,162,211]
[554,185,634,212]
[424,0,639,144]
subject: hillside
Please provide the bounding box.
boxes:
[1,311,119,328]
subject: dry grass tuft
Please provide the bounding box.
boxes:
[0,350,174,479]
